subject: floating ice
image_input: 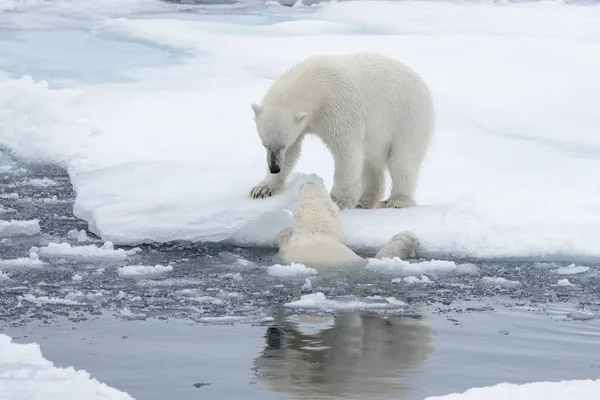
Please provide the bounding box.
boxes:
[71,274,83,282]
[18,293,80,306]
[568,310,597,321]
[557,279,574,287]
[0,219,41,238]
[25,177,58,187]
[554,264,590,275]
[284,292,404,312]
[0,333,134,400]
[425,379,600,400]
[267,262,317,277]
[394,275,432,284]
[480,277,521,289]
[0,252,45,268]
[367,258,477,277]
[117,264,173,278]
[34,241,141,261]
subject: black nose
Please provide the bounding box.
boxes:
[269,165,281,174]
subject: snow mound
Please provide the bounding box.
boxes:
[366,258,477,277]
[0,252,45,268]
[0,333,134,400]
[267,262,317,277]
[425,379,600,400]
[284,292,405,312]
[117,264,173,278]
[34,242,141,261]
[0,219,41,238]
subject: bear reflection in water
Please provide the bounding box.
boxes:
[253,313,433,399]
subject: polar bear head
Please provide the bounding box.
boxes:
[289,182,342,240]
[251,103,308,174]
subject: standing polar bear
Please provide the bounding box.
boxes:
[250,52,435,210]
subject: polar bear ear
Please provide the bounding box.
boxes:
[294,112,308,124]
[251,103,262,117]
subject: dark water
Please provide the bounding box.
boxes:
[2,151,600,399]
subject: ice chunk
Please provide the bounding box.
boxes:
[0,219,41,238]
[0,252,45,268]
[557,279,574,287]
[394,275,432,284]
[480,277,520,289]
[18,293,80,306]
[554,264,590,275]
[367,258,475,277]
[267,262,317,277]
[284,292,404,312]
[0,333,134,399]
[424,379,600,400]
[71,274,83,282]
[34,242,140,261]
[117,264,173,278]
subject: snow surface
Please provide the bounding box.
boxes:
[0,333,135,400]
[1,1,600,262]
[0,219,41,238]
[425,379,600,400]
[267,262,317,277]
[33,241,141,261]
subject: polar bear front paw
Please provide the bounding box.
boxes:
[378,196,416,209]
[250,181,283,199]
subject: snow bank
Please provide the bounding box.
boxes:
[0,219,41,238]
[33,242,140,261]
[0,252,46,268]
[0,333,134,400]
[284,292,405,312]
[2,0,600,262]
[425,379,600,400]
[267,262,317,277]
[117,264,173,278]
[367,258,477,277]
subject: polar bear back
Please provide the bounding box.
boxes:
[261,53,433,151]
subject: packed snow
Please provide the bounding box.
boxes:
[0,219,40,238]
[1,1,600,263]
[0,333,135,400]
[33,241,141,261]
[425,379,600,400]
[117,264,173,278]
[267,262,317,277]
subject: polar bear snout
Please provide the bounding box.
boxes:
[267,147,285,174]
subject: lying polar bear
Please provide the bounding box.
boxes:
[277,182,419,267]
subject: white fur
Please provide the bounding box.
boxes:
[375,231,420,259]
[250,52,435,209]
[277,183,420,267]
[277,183,366,267]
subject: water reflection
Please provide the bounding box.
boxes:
[254,312,434,399]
